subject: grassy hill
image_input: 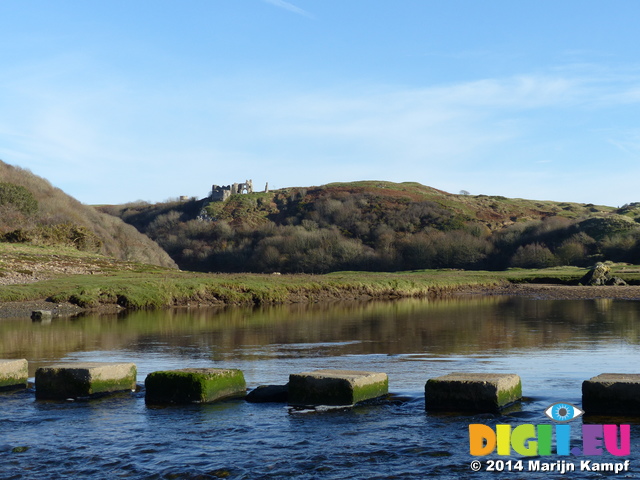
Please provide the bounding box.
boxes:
[0,161,177,269]
[100,181,640,273]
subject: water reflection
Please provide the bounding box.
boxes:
[2,296,640,479]
[2,296,640,373]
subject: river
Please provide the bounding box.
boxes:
[1,295,640,479]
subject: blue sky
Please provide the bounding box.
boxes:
[1,1,639,206]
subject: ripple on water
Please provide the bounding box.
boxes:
[3,298,640,478]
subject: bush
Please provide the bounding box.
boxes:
[2,229,32,243]
[578,216,638,241]
[0,183,38,215]
[40,224,103,251]
[510,243,558,268]
[556,240,587,266]
[601,233,639,263]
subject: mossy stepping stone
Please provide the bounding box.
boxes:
[583,373,640,416]
[35,362,137,400]
[145,368,246,404]
[425,372,522,412]
[288,369,388,406]
[0,359,28,390]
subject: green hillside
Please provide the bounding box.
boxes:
[100,181,640,273]
[0,161,177,269]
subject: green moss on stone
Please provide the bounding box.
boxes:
[0,376,28,389]
[88,371,136,395]
[35,364,137,400]
[425,373,522,413]
[352,378,389,405]
[496,380,522,407]
[289,371,388,406]
[145,368,246,404]
[0,360,28,389]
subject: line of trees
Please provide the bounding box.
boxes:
[103,191,640,273]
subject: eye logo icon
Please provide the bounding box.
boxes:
[544,402,584,422]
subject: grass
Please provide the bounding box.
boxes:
[0,161,177,268]
[2,243,640,310]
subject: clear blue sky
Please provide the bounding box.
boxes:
[1,1,639,206]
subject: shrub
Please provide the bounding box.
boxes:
[2,229,32,243]
[510,243,558,268]
[0,183,38,215]
[600,233,639,263]
[578,216,638,241]
[38,224,103,251]
[556,240,587,266]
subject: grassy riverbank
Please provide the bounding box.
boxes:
[2,243,640,310]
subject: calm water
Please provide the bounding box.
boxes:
[2,296,640,479]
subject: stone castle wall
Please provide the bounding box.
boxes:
[211,179,254,201]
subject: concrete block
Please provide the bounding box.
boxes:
[425,372,522,412]
[0,359,28,390]
[583,373,640,416]
[288,369,388,406]
[145,368,246,404]
[35,362,137,400]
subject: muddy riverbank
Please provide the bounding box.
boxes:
[464,283,640,300]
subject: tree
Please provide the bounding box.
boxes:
[510,243,557,268]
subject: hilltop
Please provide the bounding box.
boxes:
[3,174,640,314]
[100,180,640,273]
[0,161,177,270]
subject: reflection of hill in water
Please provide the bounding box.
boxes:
[2,296,640,372]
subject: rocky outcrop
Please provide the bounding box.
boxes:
[579,263,627,286]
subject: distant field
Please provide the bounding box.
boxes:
[3,243,639,310]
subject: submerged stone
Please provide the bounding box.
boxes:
[425,372,522,413]
[0,359,28,390]
[31,310,53,321]
[288,369,388,406]
[583,373,640,416]
[35,362,137,400]
[246,384,289,403]
[145,368,246,404]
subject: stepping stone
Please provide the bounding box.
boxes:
[288,369,388,406]
[425,372,522,412]
[145,368,246,404]
[583,373,640,416]
[35,362,137,400]
[0,359,28,390]
[246,384,289,403]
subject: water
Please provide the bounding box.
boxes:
[2,296,640,479]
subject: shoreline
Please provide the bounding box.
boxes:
[4,283,640,319]
[0,300,125,319]
[460,283,640,301]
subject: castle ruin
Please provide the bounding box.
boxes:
[211,179,254,202]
